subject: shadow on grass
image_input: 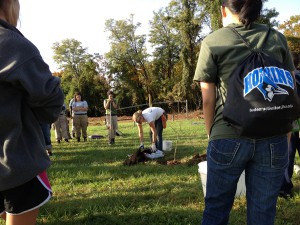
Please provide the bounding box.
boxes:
[39,179,203,225]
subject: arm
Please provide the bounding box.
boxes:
[104,99,118,110]
[200,82,216,138]
[73,106,88,112]
[104,99,110,110]
[112,101,119,109]
[73,101,88,112]
[148,121,157,144]
[137,123,144,143]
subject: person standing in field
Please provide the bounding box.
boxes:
[279,52,300,198]
[72,92,88,142]
[104,90,119,145]
[0,0,64,224]
[53,103,69,143]
[193,0,295,224]
[69,97,76,138]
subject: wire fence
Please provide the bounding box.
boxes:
[117,100,189,121]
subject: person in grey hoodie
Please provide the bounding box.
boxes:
[0,0,64,224]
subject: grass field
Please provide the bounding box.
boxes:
[2,117,299,225]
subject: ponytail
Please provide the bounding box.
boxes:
[224,0,262,28]
[239,0,262,27]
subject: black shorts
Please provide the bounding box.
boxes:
[0,171,52,215]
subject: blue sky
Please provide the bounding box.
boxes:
[18,0,299,72]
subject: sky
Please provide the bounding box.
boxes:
[18,0,300,72]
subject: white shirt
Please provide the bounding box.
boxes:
[142,107,164,123]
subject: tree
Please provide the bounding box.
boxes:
[105,15,152,106]
[52,39,91,93]
[167,0,207,101]
[148,8,181,101]
[258,7,279,27]
[278,15,300,54]
[201,0,222,31]
[52,39,109,116]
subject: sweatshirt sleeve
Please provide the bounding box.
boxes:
[6,55,64,123]
[0,29,64,123]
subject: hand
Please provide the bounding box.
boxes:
[139,143,144,149]
[151,143,157,152]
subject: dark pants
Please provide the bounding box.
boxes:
[149,116,163,150]
[280,131,300,193]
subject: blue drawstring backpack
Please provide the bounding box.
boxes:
[222,27,300,138]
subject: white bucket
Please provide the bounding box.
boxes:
[163,140,172,151]
[198,161,246,198]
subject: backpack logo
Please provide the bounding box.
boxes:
[222,27,300,138]
[244,66,294,101]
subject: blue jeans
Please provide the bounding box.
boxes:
[202,136,288,225]
[149,116,163,150]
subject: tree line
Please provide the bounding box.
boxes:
[51,0,300,117]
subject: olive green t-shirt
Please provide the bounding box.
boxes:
[193,23,295,141]
[104,99,118,115]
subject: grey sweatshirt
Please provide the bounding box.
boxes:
[0,19,64,191]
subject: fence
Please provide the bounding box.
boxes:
[117,100,189,121]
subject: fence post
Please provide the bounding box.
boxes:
[186,99,188,119]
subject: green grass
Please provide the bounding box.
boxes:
[2,118,300,225]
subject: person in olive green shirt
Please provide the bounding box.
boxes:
[193,0,295,224]
[194,24,294,141]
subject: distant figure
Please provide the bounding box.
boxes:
[193,0,295,224]
[104,90,119,145]
[40,123,53,156]
[69,97,76,138]
[279,52,300,198]
[53,104,69,143]
[0,0,64,224]
[72,92,88,142]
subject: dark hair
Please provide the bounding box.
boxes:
[74,92,83,101]
[223,0,262,28]
[107,90,114,96]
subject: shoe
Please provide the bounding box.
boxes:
[47,150,53,156]
[57,140,61,144]
[279,190,293,199]
[112,138,115,144]
[77,137,80,142]
[72,133,76,138]
[64,139,69,142]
